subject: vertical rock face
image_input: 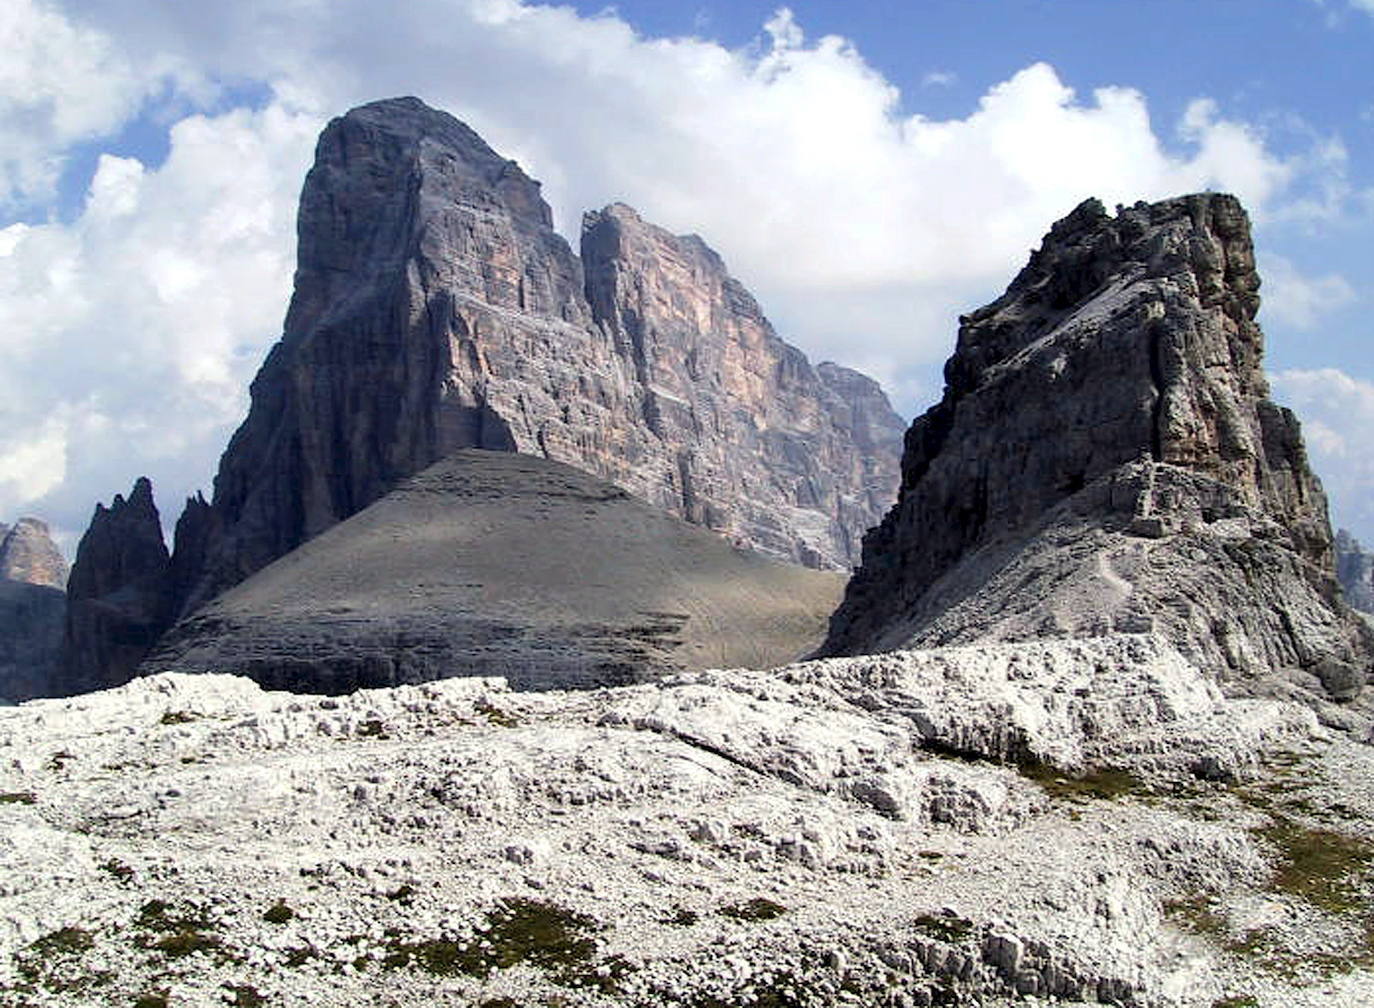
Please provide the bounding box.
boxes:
[62,478,174,694]
[0,516,68,702]
[0,517,68,588]
[172,96,902,616]
[1337,529,1374,614]
[822,195,1372,716]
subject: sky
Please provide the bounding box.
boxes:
[2,0,1373,554]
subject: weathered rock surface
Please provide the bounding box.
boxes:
[4,638,1371,1007]
[145,450,844,693]
[172,96,901,622]
[1336,529,1374,615]
[0,518,69,703]
[0,519,67,590]
[822,194,1373,723]
[60,479,174,696]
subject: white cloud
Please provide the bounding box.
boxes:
[1271,368,1374,544]
[1258,255,1357,331]
[921,71,957,88]
[0,0,1360,546]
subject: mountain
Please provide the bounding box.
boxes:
[1336,529,1374,615]
[0,517,67,702]
[60,96,902,696]
[820,194,1373,724]
[143,450,844,693]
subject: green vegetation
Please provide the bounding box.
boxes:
[159,710,200,725]
[474,698,522,727]
[1257,816,1374,914]
[264,900,296,924]
[13,926,112,996]
[1016,761,1148,802]
[0,790,37,804]
[1211,998,1259,1008]
[381,897,621,988]
[718,898,788,922]
[662,907,699,926]
[224,984,266,1007]
[99,858,135,882]
[136,897,223,959]
[912,913,974,943]
[133,994,169,1008]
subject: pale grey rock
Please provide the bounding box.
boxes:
[0,518,67,589]
[822,194,1373,724]
[173,98,901,623]
[2,641,1371,1007]
[1336,528,1374,614]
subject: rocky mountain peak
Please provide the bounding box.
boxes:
[60,96,902,694]
[61,477,174,694]
[1337,529,1374,615]
[0,516,68,589]
[822,193,1372,721]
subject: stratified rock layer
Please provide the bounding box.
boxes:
[147,451,844,694]
[822,194,1373,720]
[1336,529,1374,615]
[61,478,174,695]
[173,97,902,618]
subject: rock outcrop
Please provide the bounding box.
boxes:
[61,478,174,695]
[822,194,1373,721]
[0,517,68,703]
[170,96,902,621]
[1336,529,1374,615]
[145,450,844,694]
[0,518,67,589]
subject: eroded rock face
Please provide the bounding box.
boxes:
[61,478,174,695]
[172,97,901,619]
[822,194,1373,719]
[1337,529,1374,615]
[0,518,67,589]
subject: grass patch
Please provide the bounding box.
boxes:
[474,698,522,727]
[912,913,974,943]
[1017,762,1148,802]
[382,897,608,985]
[1212,998,1259,1008]
[159,710,199,725]
[662,908,699,927]
[1163,896,1228,938]
[264,901,295,924]
[1257,816,1374,913]
[14,927,111,995]
[0,791,37,804]
[136,897,222,959]
[719,898,788,922]
[133,994,169,1008]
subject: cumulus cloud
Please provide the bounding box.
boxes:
[1271,368,1374,544]
[1258,255,1357,331]
[0,0,1361,545]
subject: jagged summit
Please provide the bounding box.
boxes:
[822,193,1372,722]
[58,96,902,695]
[0,517,67,589]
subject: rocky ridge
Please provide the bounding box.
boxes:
[1336,529,1374,615]
[821,194,1373,726]
[0,519,67,590]
[3,636,1372,1007]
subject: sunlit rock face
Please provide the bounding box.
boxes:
[822,194,1373,723]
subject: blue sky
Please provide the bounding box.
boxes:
[2,0,1373,551]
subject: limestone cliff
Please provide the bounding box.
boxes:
[822,194,1373,721]
[0,517,67,702]
[1337,529,1374,614]
[171,97,901,618]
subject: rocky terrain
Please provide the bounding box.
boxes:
[1336,530,1374,615]
[821,194,1373,729]
[0,519,67,704]
[3,636,1373,1007]
[59,96,903,697]
[144,450,844,694]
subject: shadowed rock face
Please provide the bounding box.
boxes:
[146,450,845,694]
[822,194,1373,720]
[61,478,174,695]
[1337,529,1374,615]
[171,97,902,620]
[0,517,69,702]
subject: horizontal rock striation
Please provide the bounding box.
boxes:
[822,194,1373,721]
[172,97,902,619]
